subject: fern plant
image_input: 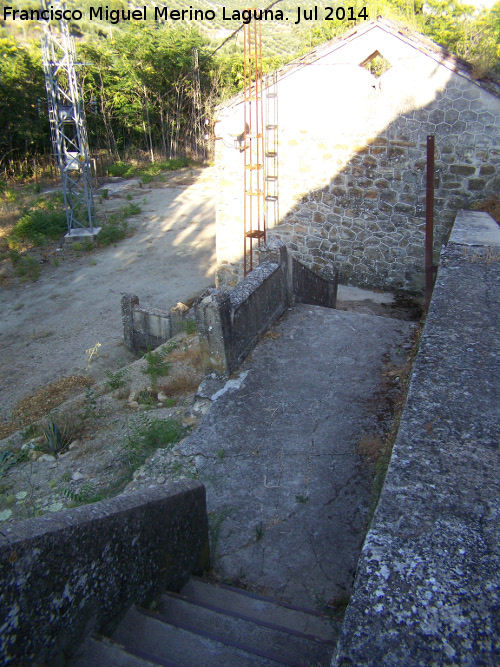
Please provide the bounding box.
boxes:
[104,367,129,391]
[141,344,176,391]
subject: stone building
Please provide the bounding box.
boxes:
[214,18,500,293]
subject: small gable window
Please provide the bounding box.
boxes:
[360,51,392,78]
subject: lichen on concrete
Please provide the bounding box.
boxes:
[0,481,208,666]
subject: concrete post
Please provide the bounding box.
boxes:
[121,294,139,352]
[195,291,233,376]
[258,236,293,307]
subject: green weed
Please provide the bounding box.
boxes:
[163,398,177,408]
[81,387,98,420]
[119,203,141,217]
[125,415,185,469]
[98,203,140,247]
[10,207,66,244]
[107,161,135,178]
[255,522,264,541]
[98,223,127,246]
[21,423,40,440]
[8,249,21,266]
[142,343,177,391]
[61,481,97,505]
[208,507,232,569]
[181,318,197,335]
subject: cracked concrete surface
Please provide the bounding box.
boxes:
[177,303,414,612]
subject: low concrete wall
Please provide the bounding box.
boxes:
[293,258,338,308]
[333,210,500,666]
[195,237,338,376]
[122,294,191,354]
[0,481,209,666]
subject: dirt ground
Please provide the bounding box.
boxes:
[0,167,216,423]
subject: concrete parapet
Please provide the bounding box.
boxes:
[121,294,191,354]
[293,259,338,309]
[0,481,208,666]
[196,237,338,376]
[333,210,500,666]
[195,259,284,377]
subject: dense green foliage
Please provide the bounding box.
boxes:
[1,0,499,176]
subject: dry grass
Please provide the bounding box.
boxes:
[155,338,204,398]
[262,329,281,341]
[357,434,385,466]
[157,370,202,398]
[0,184,38,237]
[358,322,424,512]
[471,196,500,225]
[0,207,19,235]
[167,345,202,368]
[0,375,94,440]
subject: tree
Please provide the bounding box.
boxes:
[0,35,48,169]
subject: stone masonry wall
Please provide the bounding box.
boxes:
[273,78,500,291]
[215,21,500,293]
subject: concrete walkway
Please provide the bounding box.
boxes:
[177,303,414,616]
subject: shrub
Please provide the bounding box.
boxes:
[98,222,127,246]
[14,256,40,281]
[11,209,66,244]
[107,161,136,178]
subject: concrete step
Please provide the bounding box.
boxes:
[157,592,333,667]
[112,605,288,667]
[71,634,178,666]
[180,577,335,642]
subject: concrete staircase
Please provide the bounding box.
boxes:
[72,577,337,666]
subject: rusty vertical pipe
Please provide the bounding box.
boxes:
[425,135,435,308]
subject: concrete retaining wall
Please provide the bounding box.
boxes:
[195,237,338,376]
[333,210,500,665]
[0,481,209,666]
[122,294,191,354]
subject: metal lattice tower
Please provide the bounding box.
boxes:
[41,0,97,237]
